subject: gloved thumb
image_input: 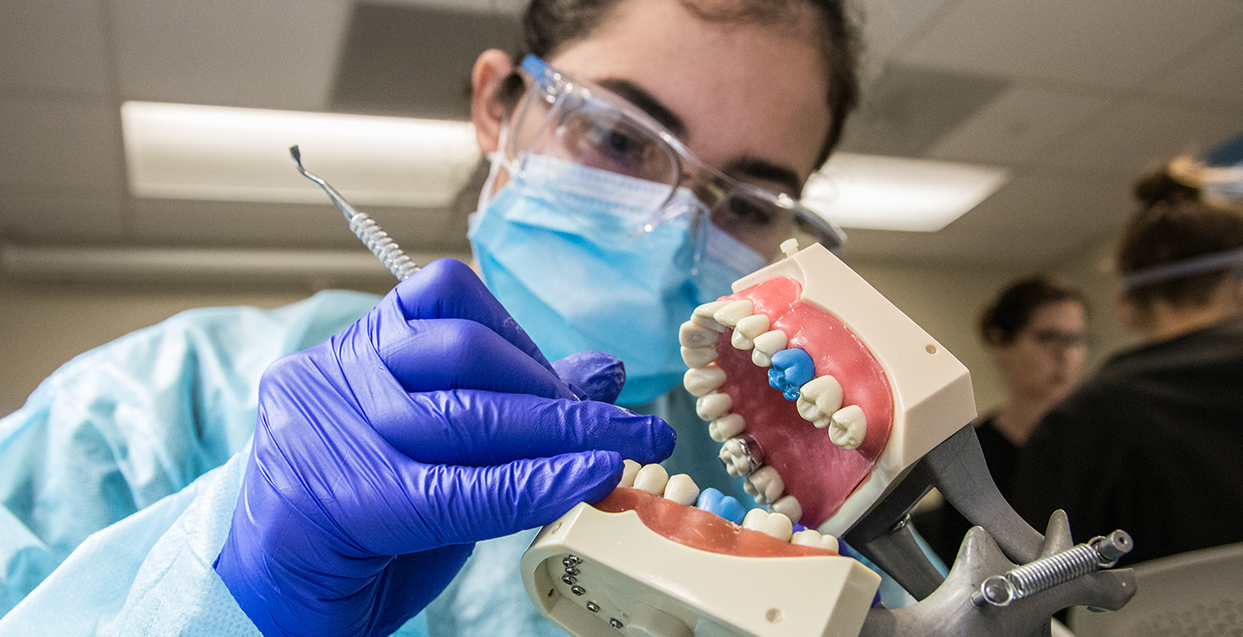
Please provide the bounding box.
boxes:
[552,351,626,404]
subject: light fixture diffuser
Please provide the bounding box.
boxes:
[803,153,1008,232]
[121,101,480,207]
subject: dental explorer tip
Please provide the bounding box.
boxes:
[289,145,302,164]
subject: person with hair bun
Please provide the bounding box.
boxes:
[919,276,1088,565]
[1011,157,1243,566]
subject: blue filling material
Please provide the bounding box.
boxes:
[695,488,748,525]
[768,348,815,401]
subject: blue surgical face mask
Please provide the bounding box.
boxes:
[469,150,767,405]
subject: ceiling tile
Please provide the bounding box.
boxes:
[331,3,520,120]
[0,0,108,94]
[927,85,1110,165]
[0,96,122,192]
[1147,22,1243,109]
[0,192,125,241]
[112,0,351,111]
[1038,100,1243,176]
[837,65,1008,157]
[894,0,1243,90]
[839,172,1133,264]
[851,0,961,62]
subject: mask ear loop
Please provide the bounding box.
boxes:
[476,121,514,214]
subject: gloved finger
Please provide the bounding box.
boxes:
[372,390,675,466]
[552,351,626,404]
[370,317,575,399]
[390,258,556,372]
[373,451,625,553]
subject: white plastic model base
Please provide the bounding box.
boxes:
[521,501,881,637]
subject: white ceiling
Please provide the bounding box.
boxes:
[1,0,1241,271]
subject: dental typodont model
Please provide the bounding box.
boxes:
[522,241,1136,637]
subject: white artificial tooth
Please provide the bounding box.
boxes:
[679,321,720,348]
[681,345,719,368]
[691,301,730,333]
[683,365,726,397]
[708,413,746,442]
[663,473,700,506]
[619,459,642,488]
[742,508,794,542]
[797,376,842,428]
[828,405,867,450]
[735,314,770,339]
[731,329,756,351]
[750,330,789,367]
[743,466,785,505]
[696,392,733,421]
[719,437,760,477]
[770,494,803,524]
[713,300,754,328]
[633,463,669,495]
[791,529,839,552]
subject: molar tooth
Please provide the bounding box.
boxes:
[696,392,732,421]
[770,494,803,524]
[691,301,730,333]
[712,300,754,327]
[633,463,669,495]
[828,405,867,450]
[743,466,784,505]
[679,321,720,347]
[618,459,641,488]
[797,375,843,428]
[750,330,789,367]
[719,435,763,477]
[769,348,815,401]
[791,529,840,553]
[683,365,726,397]
[742,508,793,542]
[708,413,745,442]
[696,488,747,525]
[663,473,700,506]
[681,345,718,368]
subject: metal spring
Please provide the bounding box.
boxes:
[1006,542,1100,599]
[348,213,417,281]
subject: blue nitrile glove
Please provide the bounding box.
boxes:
[214,259,675,637]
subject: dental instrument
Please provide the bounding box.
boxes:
[289,145,418,281]
[522,239,1136,637]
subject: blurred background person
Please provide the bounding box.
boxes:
[918,276,1089,565]
[1011,157,1243,566]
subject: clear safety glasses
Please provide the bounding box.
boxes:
[506,55,845,254]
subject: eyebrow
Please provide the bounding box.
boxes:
[597,78,804,196]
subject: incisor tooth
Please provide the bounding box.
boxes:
[708,413,746,442]
[633,464,669,494]
[743,466,784,505]
[750,330,789,367]
[683,365,726,396]
[735,314,770,339]
[696,392,733,421]
[691,301,730,333]
[679,321,720,347]
[663,474,699,506]
[770,494,803,524]
[829,405,867,450]
[731,329,755,350]
[681,345,718,368]
[742,508,794,542]
[619,459,641,488]
[713,300,754,327]
[791,529,840,552]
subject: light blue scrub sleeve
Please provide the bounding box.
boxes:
[0,290,380,615]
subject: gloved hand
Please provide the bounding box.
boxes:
[214,259,675,637]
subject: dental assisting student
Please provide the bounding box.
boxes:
[0,0,861,635]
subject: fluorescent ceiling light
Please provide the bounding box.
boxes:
[802,153,1008,232]
[122,101,480,207]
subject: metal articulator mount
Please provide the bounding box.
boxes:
[843,424,1137,637]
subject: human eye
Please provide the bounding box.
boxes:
[718,194,776,227]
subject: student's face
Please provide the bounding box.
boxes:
[994,300,1088,402]
[476,0,833,260]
